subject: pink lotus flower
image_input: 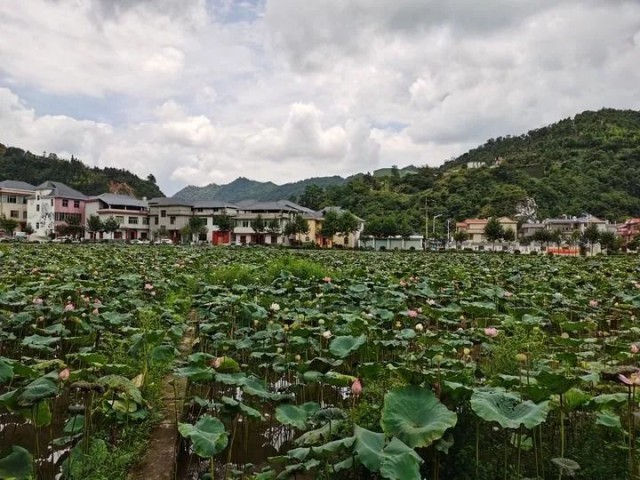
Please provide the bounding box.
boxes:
[504,291,513,298]
[94,298,102,306]
[484,327,498,337]
[632,344,639,354]
[619,371,640,385]
[589,300,599,308]
[92,308,100,315]
[32,297,43,305]
[59,368,70,381]
[323,276,332,283]
[399,280,407,287]
[64,303,75,312]
[407,309,418,318]
[144,283,154,290]
[351,378,363,397]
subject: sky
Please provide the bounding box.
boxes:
[1,0,639,196]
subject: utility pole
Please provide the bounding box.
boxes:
[424,198,428,251]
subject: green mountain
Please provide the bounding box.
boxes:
[172,166,418,202]
[316,108,640,236]
[0,144,164,198]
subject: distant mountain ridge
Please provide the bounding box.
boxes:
[172,166,418,202]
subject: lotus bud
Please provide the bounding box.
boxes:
[463,348,471,356]
[294,354,301,362]
[322,330,332,339]
[270,303,280,312]
[515,353,528,363]
[351,378,363,397]
[253,319,259,326]
[395,321,402,329]
[59,368,70,381]
[415,323,424,332]
[484,327,498,337]
[432,354,443,364]
[561,332,570,339]
[318,319,325,325]
[276,347,283,354]
[632,344,639,354]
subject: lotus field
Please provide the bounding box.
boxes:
[2,246,640,479]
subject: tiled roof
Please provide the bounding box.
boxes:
[148,197,193,207]
[0,180,36,191]
[193,200,238,209]
[90,193,148,208]
[35,181,87,199]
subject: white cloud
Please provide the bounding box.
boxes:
[0,0,639,195]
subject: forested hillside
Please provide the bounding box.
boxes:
[302,109,640,236]
[0,144,163,198]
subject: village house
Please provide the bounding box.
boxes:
[0,180,35,233]
[27,181,87,238]
[456,217,518,244]
[148,197,194,243]
[84,194,150,241]
[617,218,640,244]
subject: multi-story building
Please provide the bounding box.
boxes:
[456,217,518,243]
[27,181,87,238]
[617,218,640,244]
[148,197,194,242]
[192,201,239,244]
[0,180,35,233]
[543,215,607,235]
[84,194,150,240]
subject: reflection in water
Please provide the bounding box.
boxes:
[177,376,354,479]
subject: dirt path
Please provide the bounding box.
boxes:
[128,325,196,480]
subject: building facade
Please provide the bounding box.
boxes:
[27,181,87,238]
[85,194,150,240]
[0,180,35,233]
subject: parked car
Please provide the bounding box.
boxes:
[157,238,174,245]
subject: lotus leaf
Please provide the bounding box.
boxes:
[381,385,457,448]
[178,415,228,458]
[470,390,549,429]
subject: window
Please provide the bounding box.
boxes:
[62,199,69,207]
[128,217,138,225]
[170,216,176,225]
[54,212,82,222]
[115,216,124,225]
[142,217,149,225]
[22,211,27,219]
[10,210,19,218]
[7,195,16,203]
[160,210,167,218]
[36,204,40,212]
[74,200,80,208]
[154,216,159,225]
[36,223,39,229]
[23,197,27,204]
[36,195,40,200]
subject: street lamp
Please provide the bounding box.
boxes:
[432,214,443,235]
[446,218,453,247]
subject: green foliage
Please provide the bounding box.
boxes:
[483,217,505,245]
[212,214,234,233]
[0,215,19,235]
[86,215,104,234]
[0,145,163,198]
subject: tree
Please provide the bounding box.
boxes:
[299,185,326,210]
[284,214,309,244]
[213,214,234,234]
[338,212,360,246]
[185,215,208,242]
[483,217,505,250]
[65,216,84,238]
[147,174,157,184]
[252,214,266,244]
[86,215,104,241]
[320,210,340,239]
[0,215,19,236]
[23,223,34,235]
[266,218,281,235]
[599,231,616,252]
[548,229,563,248]
[582,223,601,255]
[103,216,120,240]
[503,228,516,243]
[532,229,552,249]
[453,230,468,249]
